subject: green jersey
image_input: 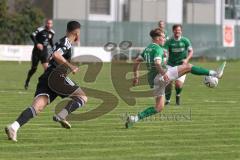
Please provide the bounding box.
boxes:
[140,43,165,88]
[164,36,192,66]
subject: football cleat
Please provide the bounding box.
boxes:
[216,61,226,79]
[24,82,29,90]
[5,125,17,142]
[53,115,71,129]
[125,116,135,129]
[165,100,170,105]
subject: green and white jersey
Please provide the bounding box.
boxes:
[164,36,192,66]
[139,43,165,88]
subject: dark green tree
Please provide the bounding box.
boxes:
[0,0,44,44]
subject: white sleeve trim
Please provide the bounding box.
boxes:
[154,57,162,61]
[188,46,193,51]
[57,48,64,55]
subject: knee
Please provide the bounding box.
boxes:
[33,106,44,115]
[183,63,192,71]
[74,95,88,104]
[155,104,164,112]
[175,81,183,88]
[80,95,88,103]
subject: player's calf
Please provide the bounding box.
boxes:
[53,95,87,128]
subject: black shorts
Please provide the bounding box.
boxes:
[31,46,50,67]
[34,66,79,103]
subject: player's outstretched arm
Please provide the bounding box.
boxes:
[52,51,79,74]
[183,48,193,64]
[133,57,143,86]
[155,59,169,81]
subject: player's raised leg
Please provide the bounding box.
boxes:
[178,62,226,78]
[126,89,165,129]
[53,88,87,129]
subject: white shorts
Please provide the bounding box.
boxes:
[153,66,179,96]
[166,65,186,83]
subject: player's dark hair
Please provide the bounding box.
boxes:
[172,24,182,31]
[67,21,81,32]
[149,28,163,39]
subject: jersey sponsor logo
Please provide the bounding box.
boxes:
[145,48,152,52]
[171,48,185,53]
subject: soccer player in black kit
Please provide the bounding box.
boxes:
[5,21,87,142]
[24,19,55,90]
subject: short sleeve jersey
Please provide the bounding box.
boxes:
[139,43,165,88]
[48,36,72,69]
[164,36,192,66]
[31,26,55,47]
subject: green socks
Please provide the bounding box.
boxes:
[191,66,210,75]
[175,87,182,96]
[165,92,171,101]
[138,107,158,120]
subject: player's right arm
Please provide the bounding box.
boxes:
[30,27,43,50]
[154,47,169,81]
[133,56,143,86]
[52,51,79,74]
[155,59,169,82]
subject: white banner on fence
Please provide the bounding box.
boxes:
[0,45,112,62]
[0,45,33,61]
[223,24,235,47]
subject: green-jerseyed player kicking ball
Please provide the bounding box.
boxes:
[125,28,226,128]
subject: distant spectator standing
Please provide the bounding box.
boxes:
[158,20,169,40]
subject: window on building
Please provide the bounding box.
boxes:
[225,0,240,19]
[90,0,111,15]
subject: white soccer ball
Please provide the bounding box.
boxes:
[203,76,218,88]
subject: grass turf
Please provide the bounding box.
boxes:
[0,61,239,160]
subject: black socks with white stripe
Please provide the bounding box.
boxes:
[57,97,85,120]
[16,106,37,127]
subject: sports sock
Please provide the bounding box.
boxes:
[25,67,37,84]
[191,66,210,75]
[11,121,20,131]
[165,83,172,102]
[57,98,85,119]
[16,106,36,127]
[165,90,172,102]
[138,107,158,120]
[175,87,182,96]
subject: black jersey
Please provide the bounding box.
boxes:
[30,26,55,47]
[48,36,72,69]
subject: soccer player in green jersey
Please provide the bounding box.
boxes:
[125,28,226,128]
[164,24,193,105]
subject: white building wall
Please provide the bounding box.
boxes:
[53,0,87,20]
[215,0,222,25]
[52,0,230,25]
[129,0,166,22]
[166,0,183,23]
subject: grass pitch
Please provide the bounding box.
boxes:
[0,61,239,160]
